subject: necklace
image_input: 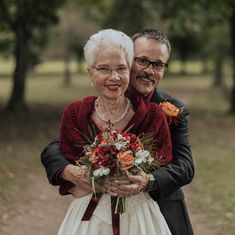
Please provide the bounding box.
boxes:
[95,97,131,124]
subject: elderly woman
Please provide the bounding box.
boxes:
[57,29,172,235]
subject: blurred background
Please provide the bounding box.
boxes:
[0,0,235,234]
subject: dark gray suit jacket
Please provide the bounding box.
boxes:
[41,88,194,235]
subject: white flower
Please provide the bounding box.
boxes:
[147,156,154,163]
[135,150,150,164]
[114,134,129,150]
[93,167,110,177]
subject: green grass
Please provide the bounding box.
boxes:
[0,61,235,234]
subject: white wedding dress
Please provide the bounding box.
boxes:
[57,192,171,235]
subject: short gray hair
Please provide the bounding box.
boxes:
[84,29,134,68]
[132,29,171,55]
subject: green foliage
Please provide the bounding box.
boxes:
[103,0,148,36]
[0,0,66,61]
[44,4,101,62]
[68,0,111,10]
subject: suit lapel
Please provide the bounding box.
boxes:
[150,88,164,104]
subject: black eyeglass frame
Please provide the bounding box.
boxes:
[134,57,168,71]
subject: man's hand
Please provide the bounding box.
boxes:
[68,185,92,198]
[60,164,89,187]
[61,164,93,198]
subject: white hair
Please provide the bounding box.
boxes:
[84,29,134,68]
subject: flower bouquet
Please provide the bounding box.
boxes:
[77,125,160,214]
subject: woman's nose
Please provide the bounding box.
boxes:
[110,70,120,80]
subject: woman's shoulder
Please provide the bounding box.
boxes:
[64,96,97,113]
[61,96,97,128]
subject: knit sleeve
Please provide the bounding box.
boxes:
[59,105,84,163]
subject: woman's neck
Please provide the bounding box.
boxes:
[95,96,131,125]
[97,96,126,115]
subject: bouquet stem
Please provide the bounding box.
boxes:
[114,196,126,214]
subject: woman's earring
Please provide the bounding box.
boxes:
[91,82,94,87]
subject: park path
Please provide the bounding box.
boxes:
[1,85,218,235]
[1,170,73,235]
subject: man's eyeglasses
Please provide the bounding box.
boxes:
[134,57,168,72]
[92,66,129,76]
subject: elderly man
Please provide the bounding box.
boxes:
[41,29,194,235]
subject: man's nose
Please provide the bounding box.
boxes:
[144,64,155,74]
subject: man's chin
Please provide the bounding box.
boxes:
[134,82,155,96]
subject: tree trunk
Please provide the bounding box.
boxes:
[180,59,187,75]
[64,55,71,87]
[201,59,209,74]
[230,8,235,113]
[213,57,223,87]
[6,10,28,112]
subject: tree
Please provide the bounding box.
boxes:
[151,0,235,112]
[198,0,235,112]
[45,4,101,86]
[149,1,205,73]
[0,0,65,112]
[229,6,235,113]
[102,0,148,36]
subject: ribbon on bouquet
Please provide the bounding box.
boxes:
[81,193,102,220]
[81,193,120,235]
[111,196,120,235]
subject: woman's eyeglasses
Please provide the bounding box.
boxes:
[92,66,129,76]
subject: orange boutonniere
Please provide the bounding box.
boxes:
[160,101,183,125]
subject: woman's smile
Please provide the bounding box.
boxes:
[105,84,121,90]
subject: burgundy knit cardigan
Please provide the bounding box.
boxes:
[59,95,172,195]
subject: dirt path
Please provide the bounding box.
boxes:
[183,186,218,235]
[1,169,73,235]
[161,86,219,235]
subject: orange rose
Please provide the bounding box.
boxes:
[89,149,98,163]
[131,142,144,152]
[117,150,134,171]
[160,101,180,117]
[135,138,144,151]
[100,139,108,145]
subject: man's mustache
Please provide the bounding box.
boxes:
[136,73,155,83]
